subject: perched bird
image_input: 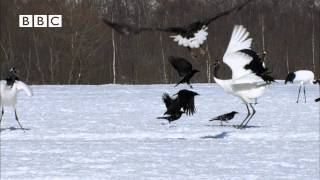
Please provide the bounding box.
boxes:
[213,25,274,129]
[103,0,253,57]
[285,70,315,103]
[209,111,238,126]
[158,89,199,123]
[169,56,199,88]
[0,68,33,131]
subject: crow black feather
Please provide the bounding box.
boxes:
[169,56,199,88]
[158,90,199,123]
[210,111,238,125]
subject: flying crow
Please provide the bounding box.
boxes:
[169,56,199,88]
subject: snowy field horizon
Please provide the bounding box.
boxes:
[1,83,319,179]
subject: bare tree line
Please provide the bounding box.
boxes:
[0,0,319,85]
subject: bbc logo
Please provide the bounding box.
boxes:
[19,15,62,28]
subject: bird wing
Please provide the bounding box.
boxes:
[162,93,173,109]
[15,81,33,96]
[103,17,153,35]
[183,96,196,116]
[223,25,253,79]
[231,73,267,91]
[223,25,274,83]
[209,115,222,121]
[177,90,198,116]
[169,56,193,77]
[154,26,188,34]
[202,0,253,26]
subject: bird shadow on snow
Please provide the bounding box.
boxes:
[200,132,230,139]
[0,126,30,132]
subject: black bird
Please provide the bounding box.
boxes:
[209,111,238,126]
[315,98,320,102]
[103,0,253,57]
[157,110,184,123]
[5,67,20,87]
[169,56,199,88]
[158,90,199,123]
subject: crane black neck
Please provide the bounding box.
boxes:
[213,63,221,79]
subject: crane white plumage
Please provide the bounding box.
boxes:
[285,70,315,103]
[0,69,33,131]
[213,25,274,128]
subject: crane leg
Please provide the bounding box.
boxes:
[243,104,256,128]
[238,103,251,128]
[0,108,3,129]
[303,85,306,103]
[14,109,25,132]
[296,85,301,103]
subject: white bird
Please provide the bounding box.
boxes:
[0,68,33,131]
[284,70,315,103]
[213,25,274,129]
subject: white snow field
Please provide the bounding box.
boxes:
[1,83,319,180]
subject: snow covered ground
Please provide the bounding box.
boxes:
[1,83,319,179]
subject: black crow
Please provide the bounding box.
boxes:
[158,90,199,123]
[169,56,199,88]
[209,111,238,126]
[103,0,253,57]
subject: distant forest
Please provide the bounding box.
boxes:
[0,0,319,84]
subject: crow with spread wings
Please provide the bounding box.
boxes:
[157,90,199,123]
[169,56,199,88]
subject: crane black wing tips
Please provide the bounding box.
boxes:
[315,98,320,102]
